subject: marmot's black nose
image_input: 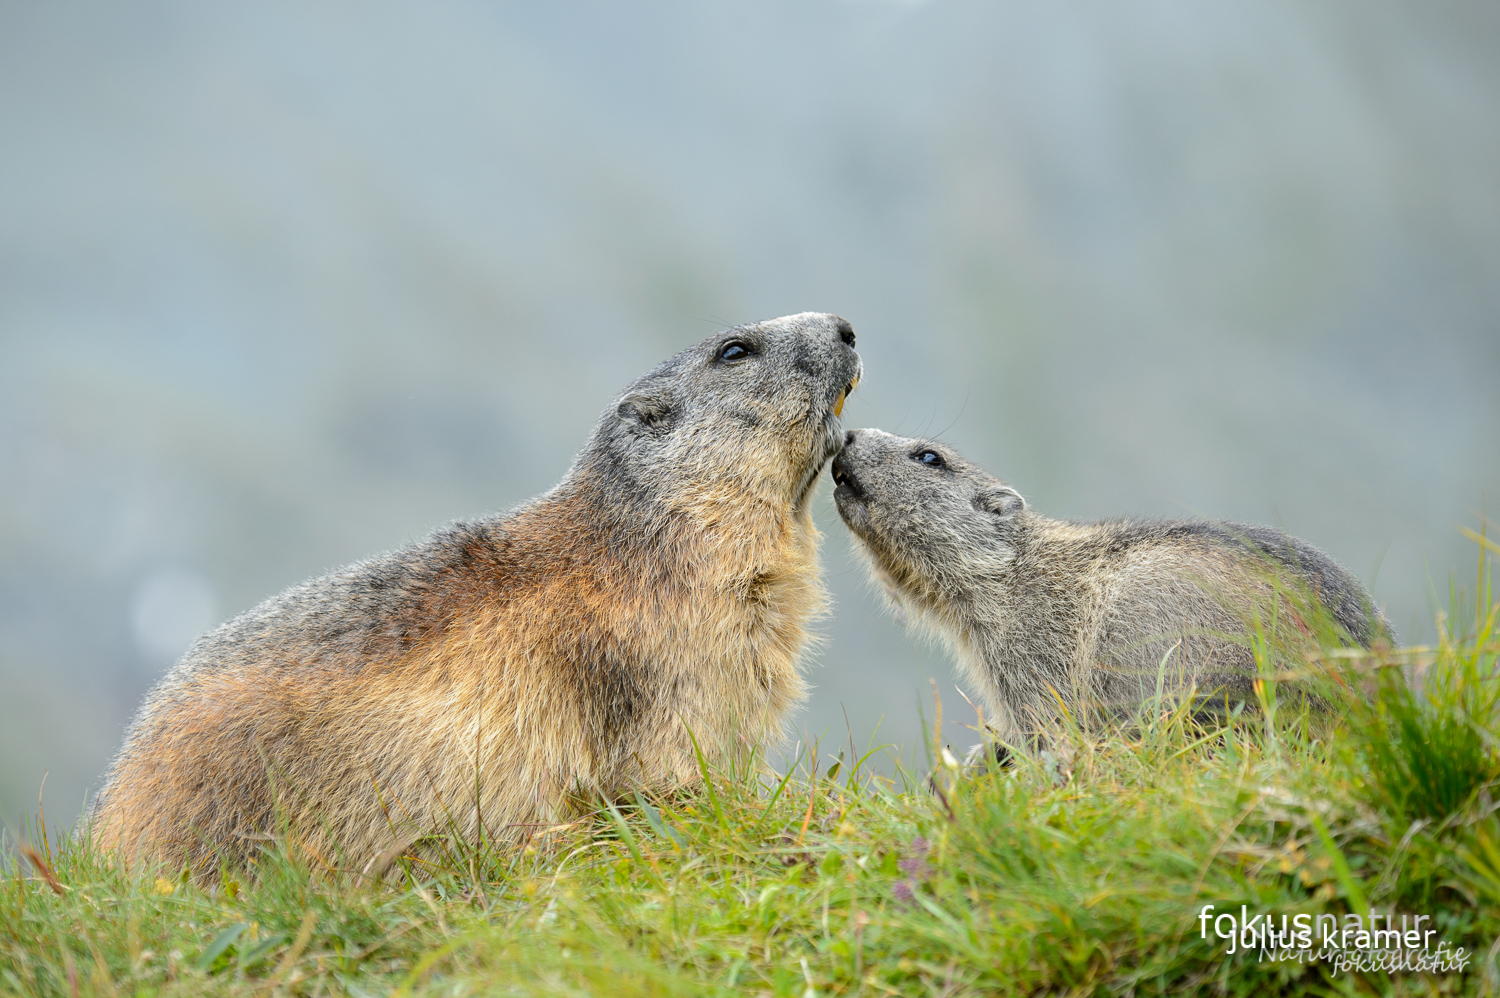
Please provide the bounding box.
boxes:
[835,317,855,347]
[844,430,856,447]
[830,450,862,497]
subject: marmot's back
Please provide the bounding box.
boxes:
[94,313,862,875]
[831,428,1388,742]
[1104,516,1380,642]
[179,519,515,677]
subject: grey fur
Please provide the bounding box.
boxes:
[831,429,1390,745]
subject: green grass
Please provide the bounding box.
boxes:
[3,539,1498,997]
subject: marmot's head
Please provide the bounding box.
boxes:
[831,429,1028,609]
[584,312,862,521]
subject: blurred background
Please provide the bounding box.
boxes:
[2,0,1497,827]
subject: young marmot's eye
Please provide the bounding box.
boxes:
[911,449,945,468]
[718,341,753,362]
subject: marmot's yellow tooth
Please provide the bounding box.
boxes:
[850,376,859,393]
[834,390,846,417]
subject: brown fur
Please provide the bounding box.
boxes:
[92,313,861,875]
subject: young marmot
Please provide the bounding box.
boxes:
[830,429,1388,746]
[93,313,861,875]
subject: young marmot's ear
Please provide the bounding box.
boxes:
[975,486,1025,519]
[616,390,676,433]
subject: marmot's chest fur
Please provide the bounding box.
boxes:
[93,313,861,875]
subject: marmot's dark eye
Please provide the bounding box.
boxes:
[718,341,753,362]
[912,449,945,468]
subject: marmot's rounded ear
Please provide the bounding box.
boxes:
[975,486,1025,518]
[616,390,676,433]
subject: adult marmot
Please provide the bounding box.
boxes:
[830,429,1388,746]
[93,313,861,875]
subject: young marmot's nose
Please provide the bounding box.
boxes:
[830,453,860,494]
[844,429,857,447]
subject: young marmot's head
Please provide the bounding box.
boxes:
[586,313,862,520]
[831,429,1028,610]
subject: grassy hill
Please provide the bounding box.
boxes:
[3,542,1497,997]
